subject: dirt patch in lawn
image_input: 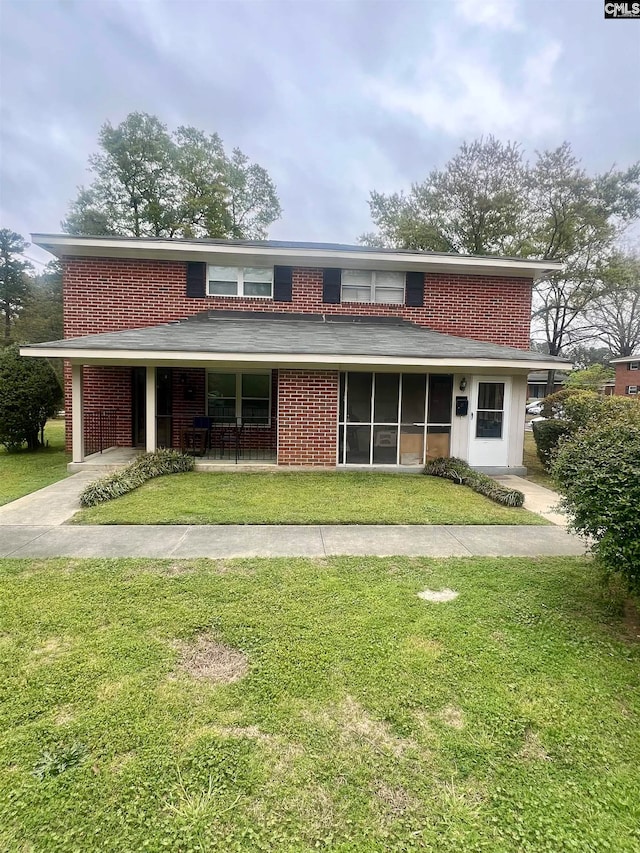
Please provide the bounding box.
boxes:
[622,599,640,643]
[440,705,465,730]
[173,634,248,683]
[517,728,550,762]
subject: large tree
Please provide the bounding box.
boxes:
[584,252,640,357]
[0,229,33,344]
[13,260,63,346]
[0,344,62,450]
[361,139,640,382]
[63,112,281,240]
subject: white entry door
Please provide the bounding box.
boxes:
[468,377,511,467]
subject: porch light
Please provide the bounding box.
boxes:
[459,377,467,391]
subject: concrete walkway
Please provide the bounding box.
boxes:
[0,470,586,559]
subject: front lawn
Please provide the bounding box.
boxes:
[1,556,638,851]
[522,430,557,490]
[0,419,69,506]
[71,471,548,525]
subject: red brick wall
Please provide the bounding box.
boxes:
[62,256,533,454]
[277,369,339,466]
[63,258,532,348]
[615,361,640,395]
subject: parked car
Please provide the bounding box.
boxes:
[526,401,544,415]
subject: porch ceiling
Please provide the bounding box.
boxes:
[20,312,571,372]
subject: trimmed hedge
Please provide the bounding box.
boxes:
[424,457,525,507]
[531,419,571,471]
[80,449,194,507]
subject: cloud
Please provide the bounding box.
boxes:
[366,28,569,140]
[453,0,523,31]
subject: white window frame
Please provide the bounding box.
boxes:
[627,385,638,395]
[207,265,273,299]
[629,361,639,370]
[207,370,272,426]
[341,270,405,305]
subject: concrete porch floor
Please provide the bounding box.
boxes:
[68,446,277,473]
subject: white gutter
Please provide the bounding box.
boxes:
[20,344,569,372]
[31,233,564,279]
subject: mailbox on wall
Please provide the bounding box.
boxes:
[455,396,469,416]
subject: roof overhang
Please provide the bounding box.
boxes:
[31,233,564,280]
[20,344,569,373]
[610,354,639,364]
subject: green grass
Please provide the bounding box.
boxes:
[1,555,638,852]
[523,430,557,490]
[71,471,547,526]
[0,420,69,506]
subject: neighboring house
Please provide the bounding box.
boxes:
[610,354,640,397]
[526,371,568,400]
[20,235,568,472]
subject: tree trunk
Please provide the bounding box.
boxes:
[545,369,556,398]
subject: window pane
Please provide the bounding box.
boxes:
[375,271,404,287]
[243,267,272,282]
[478,382,504,411]
[342,269,371,286]
[342,285,372,302]
[208,373,236,397]
[399,425,424,465]
[242,400,269,424]
[426,426,450,460]
[428,375,453,423]
[373,426,398,464]
[209,398,236,421]
[476,412,503,438]
[346,372,372,422]
[242,374,270,397]
[401,374,426,423]
[374,287,404,304]
[346,425,371,464]
[209,281,238,296]
[243,281,272,297]
[374,373,399,422]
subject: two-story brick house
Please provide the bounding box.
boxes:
[611,353,640,397]
[21,234,568,472]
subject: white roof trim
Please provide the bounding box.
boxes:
[31,233,564,279]
[610,354,640,364]
[20,344,567,372]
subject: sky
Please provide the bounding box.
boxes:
[1,0,639,269]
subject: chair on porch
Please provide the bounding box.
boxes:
[181,417,211,456]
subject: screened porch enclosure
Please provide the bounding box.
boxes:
[338,372,453,466]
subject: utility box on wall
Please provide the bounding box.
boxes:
[455,396,469,416]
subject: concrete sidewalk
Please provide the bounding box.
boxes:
[0,523,586,559]
[0,469,585,559]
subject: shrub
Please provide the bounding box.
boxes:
[80,449,194,507]
[424,457,525,507]
[0,344,62,450]
[553,404,640,588]
[531,419,571,471]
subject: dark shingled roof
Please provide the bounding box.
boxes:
[27,311,570,364]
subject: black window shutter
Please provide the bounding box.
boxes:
[405,271,424,306]
[186,262,206,298]
[273,265,293,302]
[322,268,341,303]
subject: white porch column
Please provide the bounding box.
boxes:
[145,366,157,452]
[71,363,85,463]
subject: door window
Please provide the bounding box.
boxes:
[475,382,504,439]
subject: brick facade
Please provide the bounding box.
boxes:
[614,360,640,396]
[62,256,534,460]
[63,258,532,349]
[277,369,339,466]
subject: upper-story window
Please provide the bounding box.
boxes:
[341,270,405,304]
[208,265,273,298]
[630,361,639,370]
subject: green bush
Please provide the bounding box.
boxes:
[553,402,640,588]
[424,457,525,507]
[0,344,62,450]
[80,449,194,507]
[531,419,571,470]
